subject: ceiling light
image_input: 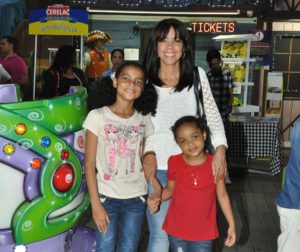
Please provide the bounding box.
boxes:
[87,8,241,16]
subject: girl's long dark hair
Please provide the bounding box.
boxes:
[88,61,157,116]
[143,18,194,92]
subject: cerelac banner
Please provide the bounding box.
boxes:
[29,5,88,36]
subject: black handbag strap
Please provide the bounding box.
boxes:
[193,66,206,118]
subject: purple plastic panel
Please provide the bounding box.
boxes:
[0,227,95,252]
[0,136,44,200]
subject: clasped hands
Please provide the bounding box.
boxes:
[147,176,162,214]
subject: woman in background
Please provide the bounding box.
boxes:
[41,45,87,98]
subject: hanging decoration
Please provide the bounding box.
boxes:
[71,0,267,8]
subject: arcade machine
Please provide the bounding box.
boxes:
[0,84,95,252]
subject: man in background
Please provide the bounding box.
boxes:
[206,48,234,183]
[101,48,124,78]
[206,48,234,124]
[0,36,28,87]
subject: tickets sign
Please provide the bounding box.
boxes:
[29,5,88,36]
[191,22,236,33]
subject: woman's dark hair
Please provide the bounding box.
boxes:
[171,116,211,150]
[88,61,157,115]
[51,45,76,73]
[143,18,194,92]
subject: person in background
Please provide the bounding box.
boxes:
[101,49,124,78]
[206,49,234,124]
[276,118,300,252]
[83,61,161,252]
[142,18,227,252]
[84,30,112,87]
[0,63,12,83]
[148,116,236,252]
[41,45,87,98]
[206,48,234,184]
[0,36,28,87]
[88,48,124,111]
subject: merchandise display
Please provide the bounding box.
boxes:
[223,62,246,82]
[222,41,248,58]
[213,34,260,115]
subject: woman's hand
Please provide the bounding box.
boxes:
[212,145,227,183]
[92,203,110,233]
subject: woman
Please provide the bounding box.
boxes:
[101,48,124,78]
[142,18,228,252]
[41,45,87,98]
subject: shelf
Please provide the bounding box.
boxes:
[222,58,256,63]
[213,34,260,115]
[213,34,257,42]
[234,82,254,86]
[233,105,260,114]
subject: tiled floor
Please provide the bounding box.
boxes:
[214,159,283,252]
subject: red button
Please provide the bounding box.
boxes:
[53,164,75,192]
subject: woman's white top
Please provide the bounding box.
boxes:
[144,67,227,170]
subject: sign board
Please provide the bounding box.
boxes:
[191,22,236,33]
[124,48,140,61]
[29,5,88,36]
[265,72,283,118]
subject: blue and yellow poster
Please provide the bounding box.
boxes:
[29,5,88,36]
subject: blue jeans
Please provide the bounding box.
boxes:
[147,170,170,252]
[95,195,146,252]
[169,235,212,252]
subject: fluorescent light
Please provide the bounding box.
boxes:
[87,8,240,16]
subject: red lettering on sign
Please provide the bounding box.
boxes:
[216,23,221,32]
[198,22,204,32]
[210,22,216,32]
[228,22,235,33]
[191,22,197,32]
[203,23,210,32]
[223,22,228,31]
[191,22,236,33]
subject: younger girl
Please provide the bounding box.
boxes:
[83,61,161,252]
[149,116,236,252]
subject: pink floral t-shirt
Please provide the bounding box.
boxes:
[83,106,153,199]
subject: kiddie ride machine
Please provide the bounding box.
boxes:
[0,85,95,252]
